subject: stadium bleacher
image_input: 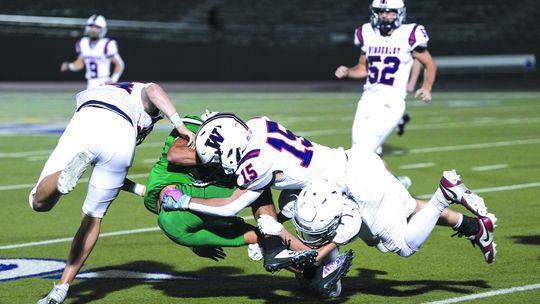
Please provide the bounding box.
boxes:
[0,0,538,83]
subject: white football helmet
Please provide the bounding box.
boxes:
[370,0,406,35]
[195,113,249,175]
[292,179,345,247]
[85,15,107,38]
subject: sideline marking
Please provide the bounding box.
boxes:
[423,282,540,304]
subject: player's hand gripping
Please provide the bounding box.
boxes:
[161,187,191,211]
[176,125,196,149]
[257,214,284,236]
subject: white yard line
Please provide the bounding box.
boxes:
[0,173,150,191]
[423,282,540,304]
[0,216,254,250]
[415,181,540,200]
[404,138,540,154]
[399,162,436,170]
[0,227,161,250]
[471,164,509,171]
[4,181,540,250]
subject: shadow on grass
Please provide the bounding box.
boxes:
[511,235,540,246]
[45,262,491,303]
[63,260,349,304]
[341,268,490,298]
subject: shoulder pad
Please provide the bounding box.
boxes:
[236,151,274,191]
[408,24,429,48]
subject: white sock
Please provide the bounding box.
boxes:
[429,188,449,212]
[405,198,444,250]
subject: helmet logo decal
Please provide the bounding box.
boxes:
[204,127,224,150]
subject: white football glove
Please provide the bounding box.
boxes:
[247,243,264,261]
[257,214,284,236]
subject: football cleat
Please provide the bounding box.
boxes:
[470,213,497,263]
[37,283,68,304]
[396,113,410,136]
[264,247,317,273]
[439,170,488,216]
[57,151,92,194]
[296,249,354,298]
[320,249,354,294]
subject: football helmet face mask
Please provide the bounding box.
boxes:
[370,0,406,36]
[85,15,108,39]
[292,179,345,247]
[195,113,249,175]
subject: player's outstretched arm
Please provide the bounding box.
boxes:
[142,83,196,147]
[161,186,263,217]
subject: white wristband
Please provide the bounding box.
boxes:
[110,72,121,83]
[169,112,183,128]
[68,63,76,71]
[133,183,145,197]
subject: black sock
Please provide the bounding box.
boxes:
[455,215,479,237]
[262,235,285,253]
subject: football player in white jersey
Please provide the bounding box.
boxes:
[30,82,195,304]
[335,0,437,186]
[160,114,497,289]
[60,15,125,89]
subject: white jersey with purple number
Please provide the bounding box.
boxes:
[236,117,348,191]
[354,23,429,99]
[76,37,119,85]
[75,82,159,138]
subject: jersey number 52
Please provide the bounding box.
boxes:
[368,56,400,86]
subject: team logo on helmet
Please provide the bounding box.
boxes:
[195,113,249,175]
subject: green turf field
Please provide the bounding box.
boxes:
[1,89,539,303]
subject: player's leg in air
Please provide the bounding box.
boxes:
[370,169,496,263]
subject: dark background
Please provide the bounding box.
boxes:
[1,0,539,88]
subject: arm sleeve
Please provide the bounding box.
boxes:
[236,155,275,191]
[353,25,363,47]
[187,190,263,217]
[105,39,119,56]
[409,24,430,49]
